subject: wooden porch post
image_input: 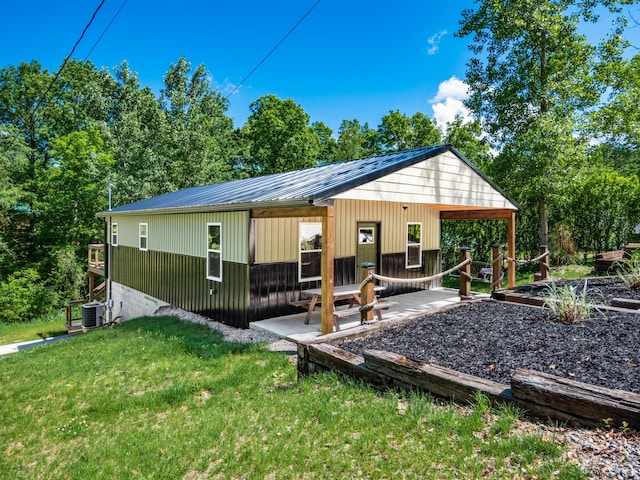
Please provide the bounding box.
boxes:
[491,244,502,292]
[507,211,516,288]
[459,247,472,299]
[540,245,550,280]
[321,206,335,335]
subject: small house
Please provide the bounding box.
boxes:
[98,145,519,334]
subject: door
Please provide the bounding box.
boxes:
[356,222,381,277]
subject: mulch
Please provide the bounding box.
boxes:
[341,299,640,393]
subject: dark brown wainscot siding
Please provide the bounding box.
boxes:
[379,249,442,296]
[249,252,440,321]
[249,257,356,321]
[112,246,250,328]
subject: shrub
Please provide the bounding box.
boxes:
[0,269,56,323]
[543,280,600,323]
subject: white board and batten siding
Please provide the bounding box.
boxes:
[253,200,439,264]
[109,211,250,264]
[334,151,519,210]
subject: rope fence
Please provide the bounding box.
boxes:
[358,245,551,302]
[359,258,472,290]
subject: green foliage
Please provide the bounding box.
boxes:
[457,0,634,250]
[330,118,379,162]
[0,269,56,323]
[240,94,319,175]
[543,280,601,323]
[376,110,442,152]
[570,167,640,252]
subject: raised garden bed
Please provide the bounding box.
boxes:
[493,276,640,309]
[297,299,640,428]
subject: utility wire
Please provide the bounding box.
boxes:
[84,0,128,61]
[0,0,106,158]
[225,0,321,99]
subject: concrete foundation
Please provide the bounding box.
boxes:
[109,282,169,322]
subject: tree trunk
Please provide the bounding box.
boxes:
[539,196,549,247]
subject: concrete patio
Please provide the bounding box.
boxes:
[249,288,489,343]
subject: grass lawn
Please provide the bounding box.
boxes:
[0,316,585,479]
[0,313,67,346]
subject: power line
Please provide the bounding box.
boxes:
[225,0,321,99]
[0,0,106,158]
[84,0,129,61]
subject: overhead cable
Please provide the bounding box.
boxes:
[225,0,321,99]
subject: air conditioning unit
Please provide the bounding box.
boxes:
[82,302,104,329]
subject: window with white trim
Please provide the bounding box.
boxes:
[207,223,222,281]
[406,222,422,268]
[111,223,118,247]
[299,222,322,282]
[139,223,148,251]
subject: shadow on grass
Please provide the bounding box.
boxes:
[38,329,67,339]
[117,315,261,360]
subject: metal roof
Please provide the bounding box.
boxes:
[101,145,516,215]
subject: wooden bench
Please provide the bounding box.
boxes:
[595,250,630,273]
[332,300,399,331]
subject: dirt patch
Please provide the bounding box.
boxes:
[341,300,640,393]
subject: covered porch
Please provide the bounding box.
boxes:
[249,288,490,343]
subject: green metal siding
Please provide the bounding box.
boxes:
[112,246,250,327]
[111,211,249,264]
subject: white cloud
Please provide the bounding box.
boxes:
[426,30,447,55]
[429,76,472,128]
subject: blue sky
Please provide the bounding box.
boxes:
[5,1,629,134]
[3,1,478,132]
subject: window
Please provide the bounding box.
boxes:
[111,223,118,247]
[358,227,374,244]
[207,223,222,281]
[299,222,322,282]
[406,223,422,268]
[139,223,148,251]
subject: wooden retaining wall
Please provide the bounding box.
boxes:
[297,314,640,429]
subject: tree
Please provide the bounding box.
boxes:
[312,121,336,164]
[377,110,442,152]
[456,0,632,249]
[240,94,319,175]
[570,167,640,253]
[160,57,236,190]
[43,127,112,251]
[103,61,166,206]
[330,119,378,162]
[444,115,492,172]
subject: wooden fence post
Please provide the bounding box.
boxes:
[491,244,502,292]
[459,248,471,299]
[360,262,376,323]
[540,245,550,280]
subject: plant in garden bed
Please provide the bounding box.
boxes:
[618,254,640,289]
[543,280,602,323]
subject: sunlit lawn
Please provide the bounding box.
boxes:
[0,316,586,479]
[0,313,67,346]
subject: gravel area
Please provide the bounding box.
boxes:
[153,307,297,354]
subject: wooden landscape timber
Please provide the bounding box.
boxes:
[297,303,640,429]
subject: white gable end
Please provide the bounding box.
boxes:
[333,151,517,210]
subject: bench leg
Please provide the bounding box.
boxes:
[332,315,340,332]
[304,296,319,325]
